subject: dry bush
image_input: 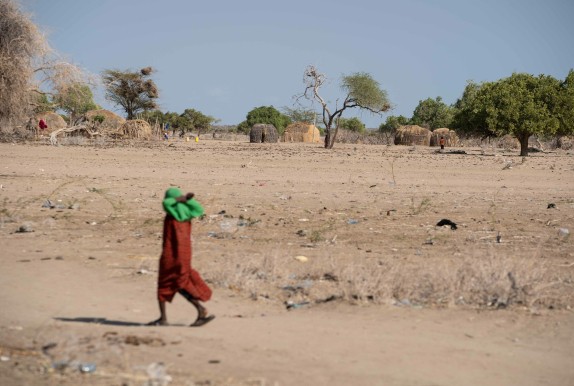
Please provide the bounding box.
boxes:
[335,129,388,145]
[0,0,46,127]
[0,0,89,131]
[118,119,152,140]
[205,247,572,310]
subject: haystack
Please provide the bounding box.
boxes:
[34,112,67,132]
[84,109,125,133]
[430,128,459,147]
[282,122,321,143]
[394,125,431,146]
[249,124,279,143]
[118,120,152,140]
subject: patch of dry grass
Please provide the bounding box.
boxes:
[206,247,573,310]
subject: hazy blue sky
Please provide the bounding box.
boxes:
[22,0,574,128]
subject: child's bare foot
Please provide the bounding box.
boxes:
[190,314,215,327]
[147,318,168,326]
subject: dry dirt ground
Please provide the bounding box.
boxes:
[0,139,573,386]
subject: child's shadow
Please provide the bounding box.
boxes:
[54,317,186,327]
[54,317,144,326]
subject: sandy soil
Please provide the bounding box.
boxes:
[0,139,573,385]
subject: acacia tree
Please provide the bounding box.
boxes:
[410,96,454,129]
[0,0,87,129]
[54,83,98,123]
[282,106,317,124]
[180,108,218,138]
[102,67,158,120]
[298,66,391,148]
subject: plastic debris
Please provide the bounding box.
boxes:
[146,362,172,386]
[347,219,359,224]
[79,363,96,373]
[558,228,570,238]
[436,219,457,230]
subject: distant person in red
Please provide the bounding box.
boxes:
[38,119,48,131]
[148,187,215,327]
[439,136,446,150]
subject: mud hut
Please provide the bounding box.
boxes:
[394,125,431,146]
[118,120,152,140]
[249,124,279,143]
[84,109,125,133]
[430,128,459,147]
[34,112,67,133]
[282,122,321,143]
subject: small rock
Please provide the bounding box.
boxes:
[293,255,308,263]
[558,228,570,238]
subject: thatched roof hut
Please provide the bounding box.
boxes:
[430,128,459,147]
[282,122,321,143]
[394,125,431,146]
[249,124,278,143]
[34,112,67,132]
[84,109,125,132]
[118,120,152,140]
[557,136,573,150]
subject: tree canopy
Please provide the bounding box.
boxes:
[410,96,454,130]
[339,117,366,133]
[102,67,159,120]
[238,106,290,134]
[298,66,391,148]
[453,72,573,156]
[54,83,98,123]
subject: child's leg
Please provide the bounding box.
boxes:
[147,300,168,325]
[178,289,208,318]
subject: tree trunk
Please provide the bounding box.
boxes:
[517,133,530,156]
[324,129,330,148]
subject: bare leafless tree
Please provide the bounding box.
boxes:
[0,0,89,131]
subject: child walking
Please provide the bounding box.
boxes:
[148,187,215,327]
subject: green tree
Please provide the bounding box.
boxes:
[452,81,495,139]
[282,106,317,124]
[453,73,569,156]
[54,83,98,123]
[180,108,218,138]
[298,66,391,148]
[411,96,454,129]
[239,106,290,135]
[102,67,158,120]
[379,115,409,133]
[339,117,366,133]
[556,69,574,137]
